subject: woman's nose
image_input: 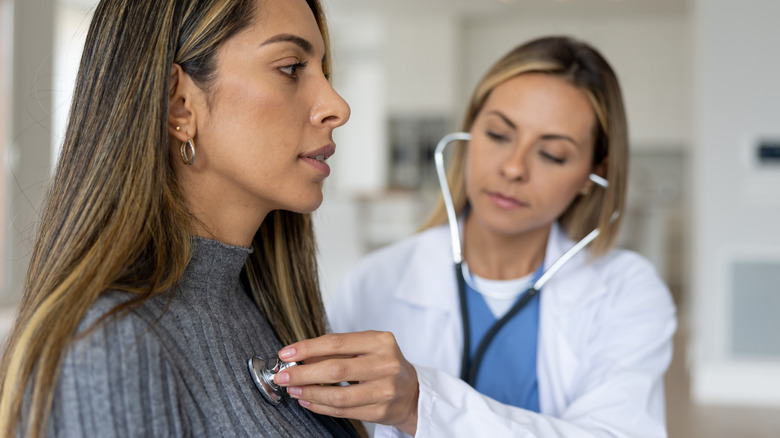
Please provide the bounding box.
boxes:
[311,81,351,129]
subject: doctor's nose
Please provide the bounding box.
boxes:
[500,144,530,181]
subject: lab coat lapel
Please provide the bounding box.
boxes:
[393,225,464,377]
[542,223,609,312]
[537,223,608,416]
[394,225,460,313]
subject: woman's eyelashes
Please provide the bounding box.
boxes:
[279,60,307,80]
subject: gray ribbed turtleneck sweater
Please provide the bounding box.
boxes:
[47,238,333,437]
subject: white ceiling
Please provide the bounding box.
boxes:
[324,0,689,18]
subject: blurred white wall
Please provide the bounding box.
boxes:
[463,12,692,149]
[0,0,11,298]
[385,14,460,117]
[690,0,780,406]
[327,11,388,195]
[3,0,56,308]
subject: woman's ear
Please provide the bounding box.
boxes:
[168,63,198,142]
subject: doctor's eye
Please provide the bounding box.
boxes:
[540,151,566,164]
[279,61,308,80]
[486,131,510,143]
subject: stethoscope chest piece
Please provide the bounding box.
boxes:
[248,355,299,405]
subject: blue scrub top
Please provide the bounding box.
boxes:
[464,279,541,411]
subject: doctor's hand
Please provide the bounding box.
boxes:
[274,331,419,436]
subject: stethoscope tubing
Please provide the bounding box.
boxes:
[434,132,472,265]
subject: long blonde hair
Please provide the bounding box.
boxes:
[0,1,357,436]
[421,36,628,258]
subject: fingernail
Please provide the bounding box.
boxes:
[287,386,302,397]
[279,347,296,360]
[274,371,290,385]
[298,399,311,407]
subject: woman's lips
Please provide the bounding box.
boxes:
[487,191,528,209]
[300,156,331,177]
[299,145,335,177]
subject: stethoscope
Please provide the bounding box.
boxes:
[246,132,613,402]
[248,358,361,437]
[247,355,299,405]
[433,132,611,386]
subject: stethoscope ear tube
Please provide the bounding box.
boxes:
[434,132,472,265]
[532,227,600,290]
[588,173,609,189]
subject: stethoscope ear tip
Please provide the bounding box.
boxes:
[588,173,609,189]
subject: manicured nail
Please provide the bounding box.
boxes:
[274,371,290,385]
[298,399,311,407]
[279,347,296,360]
[287,386,302,397]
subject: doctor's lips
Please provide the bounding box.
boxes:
[299,144,335,177]
[486,190,528,209]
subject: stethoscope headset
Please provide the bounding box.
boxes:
[433,132,613,386]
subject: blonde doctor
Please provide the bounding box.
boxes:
[273,36,677,438]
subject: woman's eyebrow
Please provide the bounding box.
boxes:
[260,33,313,55]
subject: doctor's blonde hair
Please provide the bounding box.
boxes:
[0,1,366,437]
[421,36,628,258]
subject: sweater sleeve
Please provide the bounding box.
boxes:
[48,300,187,437]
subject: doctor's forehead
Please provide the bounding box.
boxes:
[478,74,596,139]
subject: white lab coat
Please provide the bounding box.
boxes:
[327,222,676,438]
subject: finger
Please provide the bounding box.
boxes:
[288,381,383,409]
[298,354,355,366]
[277,354,401,386]
[296,398,390,425]
[279,331,398,362]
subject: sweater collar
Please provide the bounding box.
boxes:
[181,237,252,294]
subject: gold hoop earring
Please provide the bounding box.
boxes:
[181,137,195,165]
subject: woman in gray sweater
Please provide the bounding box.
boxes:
[0,0,361,436]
